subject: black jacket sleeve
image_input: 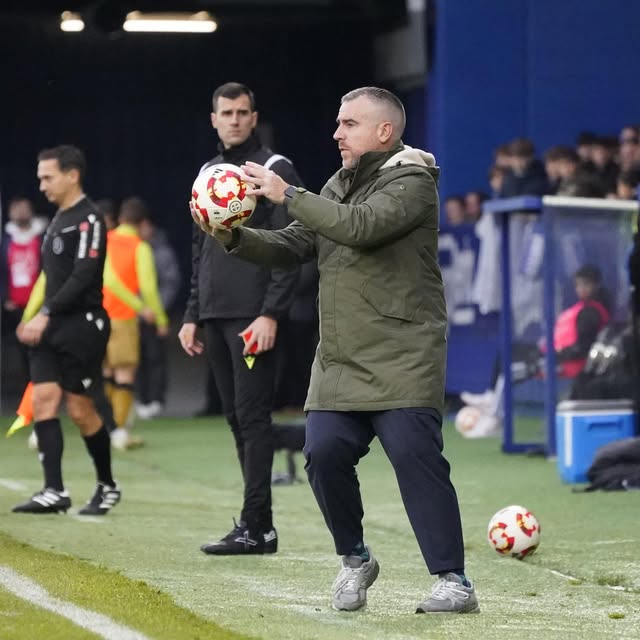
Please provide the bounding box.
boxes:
[183,222,205,324]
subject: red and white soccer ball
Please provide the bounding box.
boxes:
[190,163,257,231]
[487,505,541,559]
[454,405,482,435]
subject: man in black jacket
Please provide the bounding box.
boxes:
[179,82,301,555]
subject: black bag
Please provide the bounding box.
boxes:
[579,437,640,491]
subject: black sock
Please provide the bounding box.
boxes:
[440,569,470,587]
[83,425,115,486]
[349,541,370,562]
[91,386,117,433]
[34,418,64,491]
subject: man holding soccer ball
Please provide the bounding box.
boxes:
[209,87,479,614]
[179,82,302,556]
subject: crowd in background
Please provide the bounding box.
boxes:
[444,124,640,226]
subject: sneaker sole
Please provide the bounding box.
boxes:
[200,545,268,556]
[416,604,480,614]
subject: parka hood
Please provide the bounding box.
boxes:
[380,145,436,169]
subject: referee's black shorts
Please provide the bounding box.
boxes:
[29,308,111,395]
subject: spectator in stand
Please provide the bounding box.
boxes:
[544,146,605,198]
[493,143,512,171]
[135,213,182,419]
[464,191,488,223]
[443,195,466,226]
[618,126,640,173]
[613,168,640,200]
[499,138,549,198]
[575,131,598,170]
[1,197,47,388]
[488,165,506,198]
[590,136,619,196]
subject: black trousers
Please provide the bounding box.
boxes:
[304,408,465,575]
[136,321,168,405]
[202,318,276,532]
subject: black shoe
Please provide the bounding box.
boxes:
[12,488,71,514]
[201,519,267,555]
[263,527,278,554]
[77,482,121,516]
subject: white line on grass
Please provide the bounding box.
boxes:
[0,566,153,640]
[548,567,631,592]
[0,478,26,491]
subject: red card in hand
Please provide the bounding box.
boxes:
[241,330,258,354]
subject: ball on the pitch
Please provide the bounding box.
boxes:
[190,163,257,231]
[487,504,541,559]
[454,405,482,435]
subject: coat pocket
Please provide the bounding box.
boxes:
[360,280,428,323]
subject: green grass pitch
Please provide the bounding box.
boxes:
[0,415,639,639]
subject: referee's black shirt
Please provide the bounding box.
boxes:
[41,197,106,316]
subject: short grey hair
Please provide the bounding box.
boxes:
[341,86,406,140]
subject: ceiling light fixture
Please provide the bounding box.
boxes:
[60,11,85,32]
[122,11,218,33]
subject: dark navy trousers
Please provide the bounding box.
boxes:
[304,408,465,575]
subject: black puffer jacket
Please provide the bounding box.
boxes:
[184,134,302,323]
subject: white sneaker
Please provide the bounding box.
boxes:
[145,401,163,418]
[135,403,152,419]
[332,547,380,611]
[416,573,479,614]
[463,414,502,439]
[460,390,496,411]
[136,401,163,420]
[110,427,131,451]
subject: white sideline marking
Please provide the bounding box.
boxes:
[549,568,580,581]
[0,478,26,491]
[0,566,152,640]
[548,568,630,592]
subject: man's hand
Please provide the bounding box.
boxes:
[210,226,233,245]
[17,312,49,346]
[240,315,278,355]
[241,161,289,205]
[178,322,204,356]
[140,307,156,324]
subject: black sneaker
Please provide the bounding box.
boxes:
[12,488,71,514]
[264,527,278,554]
[77,482,121,516]
[201,519,267,555]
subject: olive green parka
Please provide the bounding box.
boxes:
[231,142,447,414]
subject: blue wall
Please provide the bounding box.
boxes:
[427,0,640,199]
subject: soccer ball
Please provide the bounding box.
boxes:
[487,505,541,559]
[454,405,482,435]
[190,163,257,231]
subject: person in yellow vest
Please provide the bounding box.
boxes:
[102,197,168,450]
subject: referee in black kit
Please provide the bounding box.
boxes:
[13,145,121,516]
